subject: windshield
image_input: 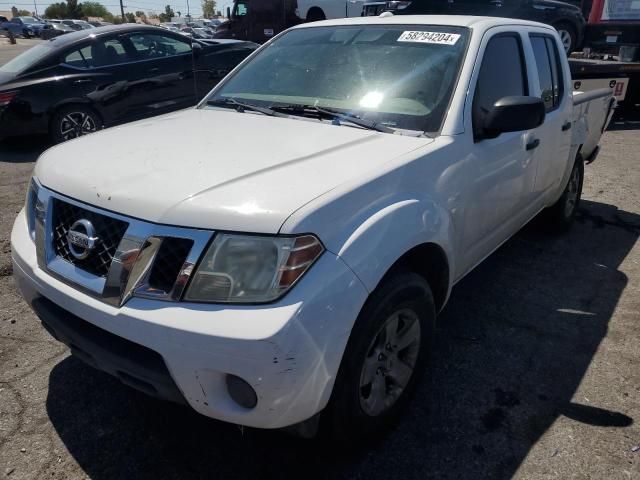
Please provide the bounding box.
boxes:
[204,25,469,133]
[21,17,37,23]
[0,42,53,74]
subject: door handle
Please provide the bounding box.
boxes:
[562,121,572,131]
[526,138,540,151]
[73,79,92,84]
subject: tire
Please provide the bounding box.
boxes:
[553,21,577,54]
[51,105,103,144]
[324,271,436,445]
[306,8,326,22]
[542,156,584,231]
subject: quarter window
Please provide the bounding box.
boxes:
[530,34,564,111]
[473,34,527,139]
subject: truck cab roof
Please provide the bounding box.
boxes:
[291,14,557,33]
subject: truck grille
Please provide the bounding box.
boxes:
[147,238,194,293]
[52,199,129,278]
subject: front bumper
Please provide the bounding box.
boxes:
[11,210,369,428]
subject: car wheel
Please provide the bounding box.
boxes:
[542,156,584,230]
[553,21,576,54]
[51,106,103,144]
[325,271,435,444]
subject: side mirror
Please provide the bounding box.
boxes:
[481,96,545,139]
[192,41,203,57]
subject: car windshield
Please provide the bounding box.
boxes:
[20,17,37,23]
[0,42,53,74]
[204,25,469,133]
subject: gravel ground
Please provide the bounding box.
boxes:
[0,47,639,480]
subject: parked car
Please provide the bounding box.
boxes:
[61,19,95,30]
[0,24,257,143]
[386,0,586,52]
[87,21,112,27]
[40,21,75,39]
[0,16,50,38]
[11,17,614,440]
[194,27,213,38]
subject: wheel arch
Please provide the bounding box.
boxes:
[378,242,450,313]
[327,196,455,314]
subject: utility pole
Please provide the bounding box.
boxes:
[120,0,125,21]
[33,0,38,17]
[186,0,190,19]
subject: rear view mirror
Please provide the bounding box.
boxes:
[481,96,545,139]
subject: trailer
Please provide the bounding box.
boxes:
[569,0,640,113]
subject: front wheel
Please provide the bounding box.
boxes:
[542,157,584,231]
[51,106,103,144]
[324,271,436,444]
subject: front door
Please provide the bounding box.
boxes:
[458,31,539,274]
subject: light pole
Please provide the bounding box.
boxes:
[120,0,125,21]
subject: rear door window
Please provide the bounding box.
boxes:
[530,34,564,111]
[63,39,130,68]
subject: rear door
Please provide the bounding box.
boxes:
[59,36,137,124]
[526,31,572,198]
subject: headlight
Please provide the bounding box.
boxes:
[25,177,40,241]
[184,233,324,303]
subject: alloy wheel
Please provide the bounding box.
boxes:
[59,112,98,141]
[558,29,572,53]
[359,308,421,417]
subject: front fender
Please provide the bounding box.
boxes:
[332,195,455,295]
[283,189,455,298]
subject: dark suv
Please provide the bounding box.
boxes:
[385,0,586,52]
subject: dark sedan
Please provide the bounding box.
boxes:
[0,24,257,143]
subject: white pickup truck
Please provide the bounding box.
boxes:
[11,15,614,440]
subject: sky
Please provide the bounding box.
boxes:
[0,0,234,17]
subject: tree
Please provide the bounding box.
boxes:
[44,3,67,19]
[12,7,31,16]
[66,0,83,18]
[158,4,174,22]
[124,12,135,22]
[80,1,108,17]
[201,0,215,18]
[176,10,181,17]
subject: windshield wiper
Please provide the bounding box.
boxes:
[207,98,290,118]
[271,103,395,134]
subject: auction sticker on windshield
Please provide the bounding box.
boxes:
[397,31,461,45]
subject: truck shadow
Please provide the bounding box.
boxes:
[44,199,639,479]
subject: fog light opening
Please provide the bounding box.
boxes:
[226,374,258,409]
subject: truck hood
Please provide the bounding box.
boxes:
[36,108,432,233]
